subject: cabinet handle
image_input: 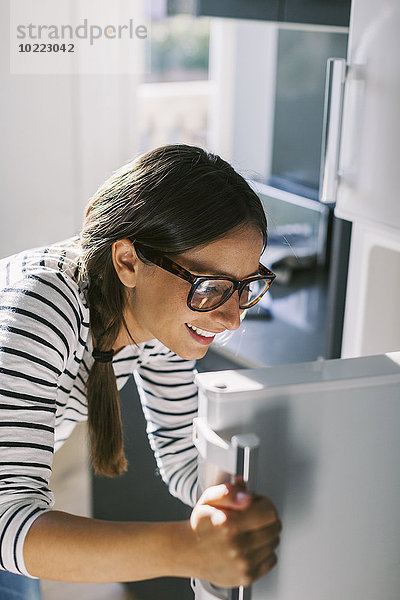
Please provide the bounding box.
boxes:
[319,58,347,203]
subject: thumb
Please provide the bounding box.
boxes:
[198,483,252,511]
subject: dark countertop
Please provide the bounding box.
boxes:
[198,266,329,371]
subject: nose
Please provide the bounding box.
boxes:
[212,291,242,331]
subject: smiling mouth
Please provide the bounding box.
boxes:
[185,323,224,345]
[186,323,224,337]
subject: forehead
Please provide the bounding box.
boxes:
[175,225,264,279]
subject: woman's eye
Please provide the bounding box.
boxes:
[195,281,223,296]
[198,284,218,295]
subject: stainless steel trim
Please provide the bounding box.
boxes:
[319,58,347,204]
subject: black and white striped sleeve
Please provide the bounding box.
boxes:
[134,347,198,507]
[0,270,81,576]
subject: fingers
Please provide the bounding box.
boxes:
[198,483,252,512]
[239,538,279,585]
[190,503,228,530]
[252,551,278,582]
[218,532,280,588]
[189,486,282,589]
[210,495,280,540]
[197,485,281,537]
[231,494,280,532]
[239,522,281,553]
[233,522,280,578]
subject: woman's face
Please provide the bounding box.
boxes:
[112,224,264,360]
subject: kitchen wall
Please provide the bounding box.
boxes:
[0,0,139,258]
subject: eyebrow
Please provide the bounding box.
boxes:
[185,259,260,279]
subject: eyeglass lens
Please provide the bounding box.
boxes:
[238,279,271,307]
[190,278,271,310]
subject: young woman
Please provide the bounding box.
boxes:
[0,144,281,598]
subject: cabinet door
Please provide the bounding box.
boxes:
[189,0,351,27]
[92,377,192,600]
[195,0,280,21]
[179,0,351,27]
[282,0,351,27]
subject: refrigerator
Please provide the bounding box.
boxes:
[192,352,400,599]
[321,0,400,358]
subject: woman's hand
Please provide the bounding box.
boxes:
[22,485,279,584]
[188,482,281,588]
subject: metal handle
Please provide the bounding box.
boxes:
[319,58,347,204]
[192,418,260,600]
[228,435,259,600]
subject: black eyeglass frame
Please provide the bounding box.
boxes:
[135,244,276,313]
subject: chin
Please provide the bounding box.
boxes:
[177,344,210,361]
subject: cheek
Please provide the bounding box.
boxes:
[129,272,159,323]
[136,271,190,322]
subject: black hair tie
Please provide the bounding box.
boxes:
[92,348,114,364]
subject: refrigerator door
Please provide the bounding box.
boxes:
[194,353,400,600]
[335,0,400,229]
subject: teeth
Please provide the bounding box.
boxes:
[187,323,217,338]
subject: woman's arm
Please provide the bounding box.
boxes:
[23,483,281,587]
[0,266,87,576]
[135,345,199,506]
[23,510,191,582]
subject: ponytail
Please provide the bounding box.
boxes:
[84,250,128,477]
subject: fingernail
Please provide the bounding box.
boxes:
[236,491,250,503]
[221,485,230,496]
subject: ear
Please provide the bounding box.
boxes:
[111,239,140,288]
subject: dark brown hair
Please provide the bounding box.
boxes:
[79,144,267,476]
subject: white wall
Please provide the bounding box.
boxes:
[1,0,76,256]
[0,0,139,258]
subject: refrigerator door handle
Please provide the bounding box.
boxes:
[192,418,260,600]
[319,57,347,204]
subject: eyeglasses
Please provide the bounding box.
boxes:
[135,244,276,313]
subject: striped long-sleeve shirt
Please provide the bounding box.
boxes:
[0,236,198,577]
